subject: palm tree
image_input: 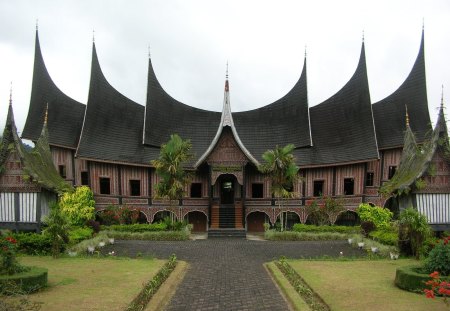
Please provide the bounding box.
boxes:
[151,134,193,222]
[259,144,299,231]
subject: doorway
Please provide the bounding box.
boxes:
[220,175,235,204]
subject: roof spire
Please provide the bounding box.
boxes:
[9,81,12,106]
[304,45,307,58]
[44,103,48,125]
[441,84,445,110]
[225,62,229,92]
[36,19,38,31]
[92,29,95,43]
[405,104,410,127]
[362,30,365,43]
[148,45,151,59]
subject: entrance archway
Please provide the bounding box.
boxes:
[247,211,269,232]
[185,211,207,232]
[220,174,235,204]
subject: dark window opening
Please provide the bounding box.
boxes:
[344,178,354,195]
[130,180,141,196]
[366,172,374,187]
[99,177,111,195]
[81,171,89,186]
[313,180,324,197]
[190,183,202,198]
[59,165,66,178]
[284,182,294,192]
[252,183,264,198]
[388,166,397,179]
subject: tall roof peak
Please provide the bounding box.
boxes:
[9,82,12,106]
[405,104,410,128]
[441,84,445,110]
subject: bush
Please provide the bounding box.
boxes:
[399,207,432,259]
[369,229,398,246]
[13,233,52,255]
[424,236,450,276]
[85,219,100,233]
[264,230,350,241]
[101,223,168,232]
[60,186,96,226]
[118,206,140,225]
[395,265,435,292]
[0,266,48,293]
[356,203,392,229]
[360,221,376,237]
[104,230,189,241]
[292,224,360,234]
[97,205,120,226]
[68,227,93,245]
[43,202,70,258]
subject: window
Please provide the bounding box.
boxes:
[190,183,202,198]
[99,177,111,195]
[344,178,354,195]
[130,180,141,196]
[252,183,263,198]
[388,166,397,179]
[81,171,89,186]
[366,172,374,187]
[313,180,324,197]
[58,165,66,178]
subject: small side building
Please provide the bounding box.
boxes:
[0,99,72,231]
[381,100,450,231]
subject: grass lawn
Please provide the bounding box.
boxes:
[18,256,165,311]
[287,259,445,311]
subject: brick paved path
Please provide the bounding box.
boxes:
[106,239,363,310]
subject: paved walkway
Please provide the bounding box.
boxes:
[105,239,363,310]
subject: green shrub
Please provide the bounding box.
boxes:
[104,230,189,241]
[356,203,393,229]
[394,265,450,292]
[0,266,48,293]
[265,230,350,241]
[424,236,450,276]
[13,233,52,255]
[292,224,360,234]
[60,186,96,226]
[399,207,432,259]
[68,227,93,245]
[43,202,70,258]
[369,229,398,246]
[102,223,167,233]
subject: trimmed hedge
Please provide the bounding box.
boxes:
[368,230,398,246]
[103,230,189,241]
[68,227,93,245]
[395,265,450,292]
[13,233,53,255]
[292,224,360,234]
[0,266,48,293]
[265,230,350,241]
[101,223,168,232]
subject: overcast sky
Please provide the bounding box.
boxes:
[1,0,449,136]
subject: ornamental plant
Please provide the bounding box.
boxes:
[424,236,450,276]
[60,186,96,226]
[0,235,25,275]
[398,207,431,259]
[424,271,450,307]
[356,203,393,229]
[43,202,70,258]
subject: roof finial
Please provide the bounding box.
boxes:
[226,61,229,79]
[441,85,445,110]
[224,62,229,92]
[148,45,151,59]
[304,45,307,58]
[422,18,425,31]
[362,30,365,43]
[9,81,12,106]
[36,19,39,31]
[44,103,49,125]
[92,29,95,43]
[405,104,410,127]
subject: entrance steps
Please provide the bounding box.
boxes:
[208,228,246,238]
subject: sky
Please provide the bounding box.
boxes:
[0,0,449,137]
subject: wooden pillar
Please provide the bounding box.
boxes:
[118,165,123,205]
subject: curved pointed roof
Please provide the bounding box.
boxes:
[373,30,432,149]
[76,43,159,164]
[22,30,85,149]
[143,57,221,161]
[295,41,379,166]
[232,57,312,162]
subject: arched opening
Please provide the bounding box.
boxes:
[305,211,330,226]
[276,212,300,230]
[185,211,207,232]
[335,210,360,226]
[247,211,269,232]
[218,174,237,205]
[136,211,148,224]
[152,210,176,224]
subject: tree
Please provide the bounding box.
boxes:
[43,202,70,258]
[151,134,193,222]
[398,207,431,259]
[259,144,299,231]
[59,186,96,226]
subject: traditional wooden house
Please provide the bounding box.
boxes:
[0,96,71,231]
[381,99,450,231]
[6,28,447,233]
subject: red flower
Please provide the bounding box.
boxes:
[5,236,16,244]
[430,271,440,279]
[424,289,435,299]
